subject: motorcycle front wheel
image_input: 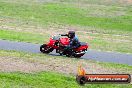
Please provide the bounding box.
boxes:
[40,44,54,53]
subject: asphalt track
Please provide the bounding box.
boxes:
[0,40,132,65]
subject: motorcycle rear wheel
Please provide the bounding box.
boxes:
[74,54,84,58]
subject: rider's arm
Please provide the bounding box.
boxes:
[60,34,68,36]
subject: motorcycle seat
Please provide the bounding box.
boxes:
[80,42,87,46]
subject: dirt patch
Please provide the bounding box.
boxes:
[0,56,131,75]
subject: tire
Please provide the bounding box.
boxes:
[59,51,63,56]
[40,44,53,53]
[56,49,63,56]
[74,54,84,58]
[66,53,71,57]
[65,51,73,57]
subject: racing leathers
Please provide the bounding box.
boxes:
[60,34,80,50]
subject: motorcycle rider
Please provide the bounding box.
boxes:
[60,30,80,53]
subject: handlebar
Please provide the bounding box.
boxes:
[52,35,61,40]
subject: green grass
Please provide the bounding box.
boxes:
[0,71,78,88]
[98,61,132,71]
[0,29,49,44]
[0,71,132,88]
[0,1,132,88]
[0,1,132,31]
[58,0,132,6]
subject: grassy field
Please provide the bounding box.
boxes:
[0,1,132,31]
[0,50,132,88]
[0,29,49,43]
[0,0,132,53]
[0,50,132,72]
[0,72,131,88]
[0,0,132,87]
[0,72,132,88]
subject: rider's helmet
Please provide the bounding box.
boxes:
[68,31,75,38]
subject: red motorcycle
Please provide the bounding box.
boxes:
[40,35,88,58]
